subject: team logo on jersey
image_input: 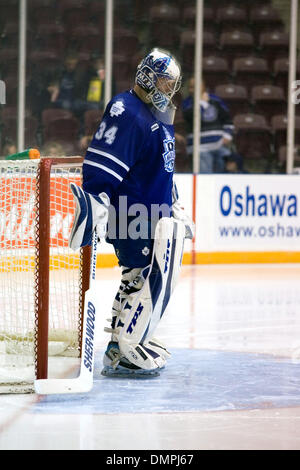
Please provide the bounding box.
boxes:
[162,126,175,173]
[142,246,150,256]
[110,100,125,117]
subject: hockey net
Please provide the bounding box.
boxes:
[0,157,90,393]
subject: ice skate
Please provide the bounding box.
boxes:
[101,341,162,378]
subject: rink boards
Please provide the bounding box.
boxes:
[102,173,300,265]
[187,173,300,264]
[1,173,300,267]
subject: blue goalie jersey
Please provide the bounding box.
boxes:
[82,90,176,218]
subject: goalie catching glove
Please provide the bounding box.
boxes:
[69,183,110,251]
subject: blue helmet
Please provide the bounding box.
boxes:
[135,48,182,112]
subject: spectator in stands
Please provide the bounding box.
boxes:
[182,77,234,173]
[0,139,17,159]
[75,53,118,149]
[47,51,83,114]
[73,53,107,115]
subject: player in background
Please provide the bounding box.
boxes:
[69,48,194,377]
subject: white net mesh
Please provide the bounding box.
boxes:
[0,158,83,392]
[47,163,83,355]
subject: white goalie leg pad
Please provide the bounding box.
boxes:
[143,337,171,361]
[118,217,185,370]
[104,267,143,343]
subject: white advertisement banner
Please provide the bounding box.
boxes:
[56,173,300,262]
[103,173,300,257]
[214,175,300,251]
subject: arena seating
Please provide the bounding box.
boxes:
[0,0,296,172]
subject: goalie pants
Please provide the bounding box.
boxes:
[106,216,156,268]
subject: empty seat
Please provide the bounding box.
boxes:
[271,114,300,151]
[234,113,272,160]
[6,82,32,107]
[63,7,90,28]
[114,79,132,95]
[114,29,140,56]
[202,32,217,57]
[233,57,271,92]
[216,5,249,33]
[35,23,66,51]
[0,1,19,25]
[1,116,38,147]
[215,84,250,116]
[250,5,284,35]
[149,3,180,21]
[113,54,132,81]
[68,24,103,52]
[89,0,105,24]
[130,0,152,25]
[182,6,216,33]
[180,31,216,72]
[278,145,300,167]
[3,76,17,103]
[31,5,60,24]
[0,48,18,76]
[182,5,197,27]
[83,109,103,136]
[131,51,145,71]
[28,0,55,5]
[29,49,62,68]
[259,31,289,67]
[42,108,74,128]
[76,51,95,72]
[273,58,300,92]
[251,85,286,123]
[1,21,33,48]
[203,57,230,91]
[149,4,181,49]
[236,0,272,13]
[219,31,255,66]
[207,0,239,8]
[59,0,89,13]
[0,47,18,62]
[173,107,185,135]
[43,116,80,143]
[1,106,32,120]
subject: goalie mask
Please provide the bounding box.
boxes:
[135,48,182,113]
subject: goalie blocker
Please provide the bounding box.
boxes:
[69,183,109,251]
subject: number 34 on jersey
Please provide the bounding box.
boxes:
[95,121,118,145]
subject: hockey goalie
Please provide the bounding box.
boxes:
[69,48,195,377]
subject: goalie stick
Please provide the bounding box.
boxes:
[34,230,99,394]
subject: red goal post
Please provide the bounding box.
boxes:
[0,157,91,393]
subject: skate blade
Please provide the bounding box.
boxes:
[101,365,160,378]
